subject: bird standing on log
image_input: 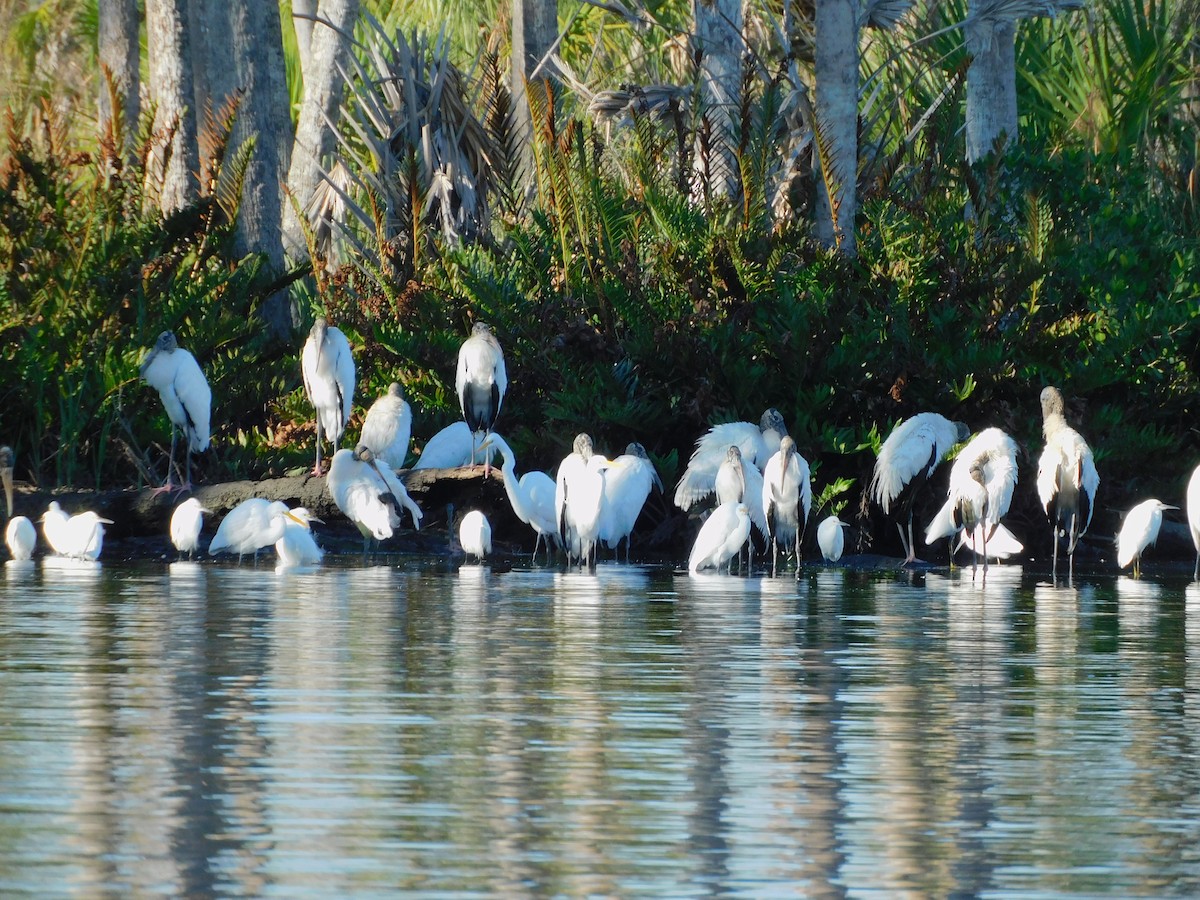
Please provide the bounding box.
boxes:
[456,322,507,468]
[302,318,355,476]
[139,331,211,493]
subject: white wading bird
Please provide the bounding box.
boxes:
[555,433,619,570]
[478,434,560,562]
[412,422,496,470]
[674,409,788,511]
[301,317,355,475]
[817,516,849,563]
[139,331,212,492]
[924,427,1021,578]
[1187,463,1200,580]
[328,446,423,549]
[688,501,752,575]
[208,498,292,560]
[456,322,507,466]
[1,444,14,516]
[1037,386,1100,580]
[41,502,112,560]
[598,442,663,561]
[1117,499,1175,579]
[359,382,412,470]
[170,497,211,559]
[762,436,812,575]
[458,510,492,564]
[869,412,970,564]
[274,507,325,567]
[6,515,36,561]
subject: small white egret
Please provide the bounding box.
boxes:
[924,427,1020,579]
[411,422,496,470]
[1037,386,1100,580]
[328,446,423,549]
[688,501,752,574]
[359,382,412,470]
[598,442,663,561]
[762,436,813,575]
[139,331,212,492]
[169,497,211,559]
[674,409,788,510]
[555,433,618,569]
[208,498,292,560]
[274,507,325,567]
[816,515,848,563]
[301,317,355,475]
[1,444,14,516]
[1187,463,1200,580]
[41,504,112,560]
[478,433,560,562]
[458,510,492,563]
[5,515,36,560]
[456,322,507,466]
[1117,499,1175,579]
[869,412,970,564]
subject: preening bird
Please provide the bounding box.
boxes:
[5,515,36,561]
[139,330,212,492]
[817,516,848,563]
[208,498,292,560]
[301,317,355,475]
[411,422,496,470]
[170,497,211,559]
[674,409,788,510]
[1,444,14,516]
[762,436,812,575]
[688,501,752,575]
[1036,386,1100,580]
[555,433,618,569]
[274,507,325,567]
[598,442,663,561]
[41,503,111,560]
[456,322,507,464]
[359,382,413,470]
[458,510,492,563]
[924,427,1020,577]
[869,412,970,564]
[1187,463,1200,580]
[1117,499,1175,579]
[328,446,423,548]
[479,433,560,562]
[714,444,769,545]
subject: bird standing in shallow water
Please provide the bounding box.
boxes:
[6,515,36,561]
[688,502,752,574]
[1036,386,1099,580]
[555,433,619,570]
[1,444,14,517]
[359,382,412,470]
[1187,463,1200,580]
[870,412,969,564]
[762,436,812,576]
[598,442,662,562]
[458,510,492,564]
[274,507,325,567]
[674,409,787,511]
[41,503,111,560]
[456,322,507,467]
[1117,499,1174,579]
[170,497,211,559]
[817,516,848,563]
[328,446,423,550]
[479,433,560,562]
[139,331,212,493]
[302,318,355,476]
[208,498,291,561]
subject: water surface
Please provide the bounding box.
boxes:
[1,559,1198,897]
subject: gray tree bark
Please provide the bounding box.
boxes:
[692,0,744,200]
[146,0,199,214]
[965,13,1017,164]
[228,2,295,336]
[282,0,361,263]
[97,0,140,149]
[813,0,858,256]
[292,0,319,85]
[510,0,557,182]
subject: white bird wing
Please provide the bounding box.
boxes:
[371,458,423,530]
[871,416,948,512]
[599,456,655,544]
[522,471,559,536]
[330,329,356,436]
[688,502,735,573]
[674,421,765,509]
[1188,465,1200,549]
[412,422,481,469]
[360,395,412,469]
[958,523,1023,559]
[924,497,959,544]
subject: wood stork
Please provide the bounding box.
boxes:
[456,322,507,465]
[674,409,788,510]
[328,446,423,550]
[359,382,412,470]
[598,442,662,561]
[688,501,752,575]
[301,317,355,475]
[1036,386,1100,580]
[139,330,211,492]
[762,436,812,575]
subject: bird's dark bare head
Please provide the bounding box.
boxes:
[725,445,743,464]
[1040,386,1065,420]
[156,330,178,352]
[573,433,593,459]
[953,421,971,443]
[761,408,787,436]
[471,322,492,337]
[354,444,375,463]
[625,442,649,459]
[0,445,12,470]
[969,462,987,485]
[387,382,403,398]
[311,317,329,341]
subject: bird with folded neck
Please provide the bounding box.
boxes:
[302,317,355,476]
[1036,387,1099,580]
[139,331,211,493]
[456,322,507,469]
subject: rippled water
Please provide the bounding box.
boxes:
[1,558,1198,897]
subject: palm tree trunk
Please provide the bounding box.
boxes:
[146,0,199,214]
[292,0,319,84]
[511,0,558,185]
[282,0,360,264]
[965,11,1017,164]
[97,0,140,151]
[813,0,858,257]
[692,0,744,201]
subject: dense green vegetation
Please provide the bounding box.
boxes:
[1,0,1198,551]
